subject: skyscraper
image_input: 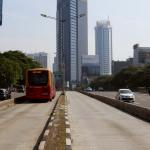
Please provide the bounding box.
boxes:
[56,0,77,88]
[56,0,88,87]
[78,0,88,82]
[95,20,112,75]
[0,0,3,25]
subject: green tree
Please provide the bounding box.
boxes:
[0,50,42,87]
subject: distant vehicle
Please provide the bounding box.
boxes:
[0,89,11,100]
[116,89,135,102]
[17,86,24,93]
[25,68,56,101]
[98,87,104,91]
[84,87,92,92]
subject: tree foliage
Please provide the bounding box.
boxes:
[0,51,42,88]
[90,65,150,90]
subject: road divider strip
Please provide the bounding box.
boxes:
[34,92,70,150]
[79,91,150,123]
[0,96,26,109]
[33,93,61,150]
[65,95,72,150]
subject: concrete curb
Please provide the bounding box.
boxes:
[65,96,72,150]
[33,94,61,150]
[0,95,27,109]
[0,99,15,109]
[79,91,150,122]
[38,113,56,150]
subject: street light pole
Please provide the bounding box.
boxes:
[41,13,66,92]
[41,13,86,92]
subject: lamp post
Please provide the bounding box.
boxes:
[41,13,86,92]
[41,14,66,92]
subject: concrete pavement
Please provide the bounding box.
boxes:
[67,91,150,150]
[0,92,60,150]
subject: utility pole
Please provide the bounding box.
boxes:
[0,0,3,25]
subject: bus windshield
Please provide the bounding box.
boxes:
[28,71,48,86]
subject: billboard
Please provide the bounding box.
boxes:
[0,0,3,25]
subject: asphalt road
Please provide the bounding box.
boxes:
[67,91,150,150]
[90,91,150,108]
[0,92,61,150]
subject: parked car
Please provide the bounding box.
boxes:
[98,87,104,91]
[16,86,24,93]
[84,87,92,92]
[0,89,11,100]
[116,89,135,102]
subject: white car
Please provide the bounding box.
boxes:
[84,87,92,92]
[116,89,135,102]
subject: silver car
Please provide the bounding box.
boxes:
[116,89,135,102]
[0,89,11,100]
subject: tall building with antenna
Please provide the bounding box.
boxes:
[95,20,112,75]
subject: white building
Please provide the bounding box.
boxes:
[78,0,88,82]
[27,52,48,68]
[95,20,112,75]
[133,44,150,66]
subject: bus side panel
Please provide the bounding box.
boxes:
[49,71,53,100]
[49,72,56,99]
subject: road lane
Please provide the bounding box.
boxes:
[0,92,61,150]
[91,91,150,108]
[67,91,150,150]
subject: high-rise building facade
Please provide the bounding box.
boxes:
[0,0,3,25]
[112,58,133,74]
[27,52,48,68]
[82,55,100,81]
[133,44,150,66]
[56,0,78,88]
[95,20,112,75]
[78,0,88,82]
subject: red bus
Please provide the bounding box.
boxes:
[25,68,56,101]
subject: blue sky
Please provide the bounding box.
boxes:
[0,0,150,61]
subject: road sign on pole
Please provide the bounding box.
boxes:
[0,0,3,25]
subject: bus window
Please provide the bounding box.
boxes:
[28,71,48,86]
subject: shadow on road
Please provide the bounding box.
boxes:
[14,96,49,104]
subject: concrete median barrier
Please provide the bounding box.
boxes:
[0,96,26,108]
[79,91,150,122]
[0,99,15,109]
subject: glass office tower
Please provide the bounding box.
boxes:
[78,0,88,82]
[57,0,78,88]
